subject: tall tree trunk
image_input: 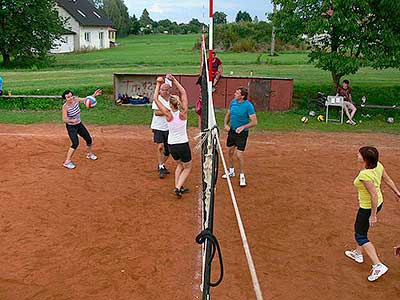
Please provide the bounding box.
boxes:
[332,72,341,91]
[1,52,11,66]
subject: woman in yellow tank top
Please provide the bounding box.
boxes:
[345,146,400,281]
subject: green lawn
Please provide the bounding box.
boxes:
[1,34,400,132]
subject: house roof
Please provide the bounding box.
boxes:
[56,0,113,27]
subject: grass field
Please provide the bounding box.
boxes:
[1,34,400,132]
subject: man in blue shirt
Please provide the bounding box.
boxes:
[223,87,257,187]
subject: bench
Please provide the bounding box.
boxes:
[0,95,62,99]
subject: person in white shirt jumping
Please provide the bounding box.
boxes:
[150,81,172,178]
[153,75,191,198]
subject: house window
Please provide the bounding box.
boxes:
[65,36,68,43]
[84,32,91,42]
[99,32,104,48]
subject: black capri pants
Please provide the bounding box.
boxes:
[66,123,92,149]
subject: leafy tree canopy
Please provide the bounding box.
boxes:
[139,9,153,28]
[0,0,65,67]
[214,11,227,25]
[273,0,400,87]
[102,0,130,37]
[235,10,252,23]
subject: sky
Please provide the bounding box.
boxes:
[124,0,274,23]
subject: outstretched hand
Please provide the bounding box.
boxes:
[93,89,102,97]
[156,77,164,84]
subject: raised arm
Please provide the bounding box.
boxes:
[167,74,188,113]
[382,169,400,199]
[74,89,102,103]
[154,77,172,120]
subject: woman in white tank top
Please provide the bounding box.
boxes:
[153,75,192,198]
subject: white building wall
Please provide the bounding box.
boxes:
[51,35,75,54]
[80,26,110,50]
[56,5,81,51]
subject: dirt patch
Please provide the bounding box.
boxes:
[0,124,399,300]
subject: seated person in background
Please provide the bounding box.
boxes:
[337,79,357,125]
[212,51,223,92]
[0,76,3,96]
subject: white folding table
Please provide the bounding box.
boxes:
[325,96,344,124]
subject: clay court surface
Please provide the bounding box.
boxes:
[0,123,399,300]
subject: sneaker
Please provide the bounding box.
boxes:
[351,120,357,125]
[180,186,190,194]
[345,249,364,263]
[222,171,235,179]
[63,161,76,169]
[239,175,247,187]
[86,153,97,160]
[163,166,170,174]
[158,167,166,179]
[173,188,182,199]
[346,120,351,124]
[368,263,388,282]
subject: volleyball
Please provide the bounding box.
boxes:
[85,96,97,108]
[301,116,309,123]
[387,117,394,124]
[317,115,324,122]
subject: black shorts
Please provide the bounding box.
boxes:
[153,129,169,156]
[354,204,383,235]
[227,129,249,151]
[168,142,192,163]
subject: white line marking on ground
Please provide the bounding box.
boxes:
[217,131,264,300]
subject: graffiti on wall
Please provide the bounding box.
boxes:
[120,79,155,97]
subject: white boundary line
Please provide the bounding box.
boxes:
[216,130,264,300]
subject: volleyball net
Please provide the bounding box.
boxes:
[195,34,224,300]
[195,2,264,299]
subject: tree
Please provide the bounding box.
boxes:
[139,9,153,28]
[130,14,140,35]
[235,10,252,23]
[102,0,130,37]
[187,18,203,33]
[0,0,65,67]
[214,11,227,25]
[273,0,400,88]
[89,0,103,8]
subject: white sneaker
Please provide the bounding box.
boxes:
[345,249,364,263]
[239,174,246,187]
[222,171,235,179]
[63,161,76,169]
[86,153,98,160]
[368,263,388,282]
